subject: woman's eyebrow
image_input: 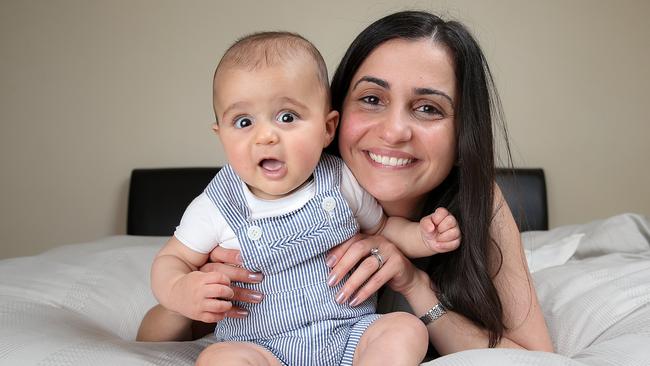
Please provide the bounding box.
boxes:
[414,87,453,105]
[353,76,389,90]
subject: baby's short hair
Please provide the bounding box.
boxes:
[214,31,330,104]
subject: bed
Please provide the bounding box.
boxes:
[1,167,649,365]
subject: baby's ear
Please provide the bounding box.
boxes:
[323,110,339,147]
[212,122,220,135]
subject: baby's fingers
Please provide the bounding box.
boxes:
[435,238,461,253]
[431,207,451,226]
[202,298,232,314]
[203,283,235,300]
[420,214,437,232]
[437,226,461,243]
[436,213,458,233]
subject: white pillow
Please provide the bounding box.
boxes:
[523,233,583,273]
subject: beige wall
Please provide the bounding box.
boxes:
[1,0,649,259]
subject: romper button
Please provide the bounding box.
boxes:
[321,197,337,212]
[247,225,262,241]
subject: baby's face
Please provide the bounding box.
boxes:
[213,57,337,200]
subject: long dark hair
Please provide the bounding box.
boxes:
[327,11,511,347]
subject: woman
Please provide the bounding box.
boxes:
[321,11,553,354]
[139,10,553,355]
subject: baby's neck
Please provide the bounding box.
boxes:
[248,176,312,201]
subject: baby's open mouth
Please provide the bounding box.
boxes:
[259,159,284,171]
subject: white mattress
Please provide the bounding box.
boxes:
[1,213,649,365]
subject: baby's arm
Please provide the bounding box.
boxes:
[367,207,461,258]
[151,236,234,323]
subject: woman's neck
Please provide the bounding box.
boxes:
[379,196,425,220]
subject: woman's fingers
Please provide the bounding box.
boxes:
[225,307,250,318]
[231,287,264,304]
[326,233,365,268]
[329,235,397,303]
[200,262,263,284]
[329,235,421,307]
[348,262,395,306]
[335,253,386,305]
[328,234,378,286]
[209,246,243,265]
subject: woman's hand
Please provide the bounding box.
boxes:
[199,246,265,318]
[326,234,426,306]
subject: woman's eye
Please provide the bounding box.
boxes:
[415,104,443,117]
[361,95,381,105]
[234,116,253,129]
[276,112,297,123]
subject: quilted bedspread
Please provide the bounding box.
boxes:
[1,214,649,365]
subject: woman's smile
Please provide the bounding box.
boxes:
[366,150,415,168]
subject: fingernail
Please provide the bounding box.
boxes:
[325,255,336,267]
[234,309,249,317]
[335,291,346,304]
[248,273,264,282]
[247,292,264,303]
[327,272,337,287]
[236,253,243,264]
[349,296,359,306]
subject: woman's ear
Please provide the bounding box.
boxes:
[323,110,339,147]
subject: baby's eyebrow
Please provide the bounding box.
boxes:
[353,76,389,90]
[414,87,454,105]
[278,96,309,111]
[221,101,248,117]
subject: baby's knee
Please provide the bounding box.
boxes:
[196,343,239,366]
[196,342,276,366]
[388,312,428,346]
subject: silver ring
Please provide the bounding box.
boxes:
[370,248,384,270]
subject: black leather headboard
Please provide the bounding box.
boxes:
[127,167,548,236]
[496,168,548,232]
[127,168,221,236]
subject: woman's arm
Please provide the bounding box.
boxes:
[401,186,553,353]
[328,187,553,353]
[484,185,554,351]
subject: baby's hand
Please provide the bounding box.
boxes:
[168,271,235,323]
[419,207,461,254]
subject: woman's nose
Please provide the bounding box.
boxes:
[379,108,412,144]
[255,122,279,145]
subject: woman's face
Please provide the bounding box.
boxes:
[338,38,457,217]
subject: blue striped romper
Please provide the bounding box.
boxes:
[204,154,380,366]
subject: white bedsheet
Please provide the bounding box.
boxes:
[1,214,649,365]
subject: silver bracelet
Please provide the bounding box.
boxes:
[419,303,447,325]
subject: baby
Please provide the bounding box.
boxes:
[150,32,460,365]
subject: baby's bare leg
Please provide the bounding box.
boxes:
[137,304,213,342]
[196,342,281,366]
[137,304,194,341]
[353,312,428,366]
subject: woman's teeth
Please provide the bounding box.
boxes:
[368,152,412,167]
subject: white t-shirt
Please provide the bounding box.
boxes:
[174,164,383,253]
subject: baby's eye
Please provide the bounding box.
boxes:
[234,116,253,129]
[276,111,297,123]
[361,95,381,105]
